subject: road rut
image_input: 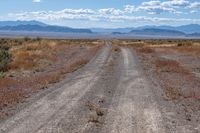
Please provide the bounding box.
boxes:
[0,44,167,133]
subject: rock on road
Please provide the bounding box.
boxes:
[0,43,169,133]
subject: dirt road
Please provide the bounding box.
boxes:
[0,43,196,133]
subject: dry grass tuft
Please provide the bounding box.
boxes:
[0,38,102,120]
[155,59,188,74]
[165,85,181,99]
[138,47,155,54]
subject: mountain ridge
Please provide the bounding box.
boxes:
[0,24,92,33]
[0,20,47,27]
[0,20,200,36]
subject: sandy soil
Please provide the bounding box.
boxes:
[0,42,199,133]
[135,46,200,133]
[0,44,100,121]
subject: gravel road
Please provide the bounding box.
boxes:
[0,43,185,133]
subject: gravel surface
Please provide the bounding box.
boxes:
[0,43,198,133]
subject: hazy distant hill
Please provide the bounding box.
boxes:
[91,28,135,33]
[175,24,200,34]
[135,24,200,34]
[0,20,47,27]
[0,24,92,33]
[0,20,199,37]
[129,28,185,36]
[187,32,200,37]
[93,24,200,34]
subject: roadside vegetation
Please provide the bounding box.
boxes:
[0,44,11,78]
[115,39,200,99]
[0,38,102,120]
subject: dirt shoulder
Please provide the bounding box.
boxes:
[133,44,200,132]
[0,43,111,133]
[0,39,102,121]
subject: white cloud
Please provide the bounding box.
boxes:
[138,5,179,14]
[188,2,200,13]
[98,8,123,15]
[33,0,41,2]
[138,0,182,14]
[189,2,200,9]
[8,7,200,24]
[124,5,137,13]
[142,1,161,6]
[7,1,200,25]
[162,0,190,7]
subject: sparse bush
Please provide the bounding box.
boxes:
[177,41,192,47]
[0,71,5,78]
[0,44,10,51]
[0,49,11,71]
[138,47,154,53]
[155,59,188,74]
[24,36,31,42]
[34,37,42,42]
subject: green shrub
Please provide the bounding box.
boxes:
[24,36,31,42]
[0,71,5,78]
[0,44,10,51]
[177,41,192,47]
[0,49,11,71]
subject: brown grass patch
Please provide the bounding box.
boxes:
[174,46,200,56]
[165,85,181,99]
[112,46,121,52]
[138,47,155,54]
[154,59,189,74]
[0,38,102,120]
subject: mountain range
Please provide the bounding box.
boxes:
[0,21,92,33]
[0,24,92,33]
[92,24,200,34]
[0,20,200,37]
[0,20,47,27]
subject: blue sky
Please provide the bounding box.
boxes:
[1,0,200,28]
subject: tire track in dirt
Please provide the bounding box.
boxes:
[0,44,111,133]
[35,46,121,133]
[100,48,165,133]
[0,44,168,133]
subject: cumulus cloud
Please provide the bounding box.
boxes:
[142,1,161,6]
[138,0,191,14]
[162,0,190,7]
[188,2,200,13]
[98,8,123,15]
[7,1,200,25]
[8,7,200,24]
[124,5,137,13]
[33,0,41,2]
[138,4,179,14]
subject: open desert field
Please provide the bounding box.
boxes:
[0,39,200,133]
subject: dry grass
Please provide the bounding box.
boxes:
[0,38,102,119]
[154,59,189,74]
[132,39,200,100]
[9,40,58,71]
[138,47,155,54]
[165,84,181,100]
[174,46,200,56]
[112,46,121,52]
[86,101,104,124]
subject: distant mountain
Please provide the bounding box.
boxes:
[91,28,135,33]
[0,24,92,33]
[112,32,125,35]
[135,24,200,34]
[175,24,200,34]
[0,20,47,27]
[187,32,200,37]
[129,28,185,36]
[93,24,200,34]
[0,20,199,37]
